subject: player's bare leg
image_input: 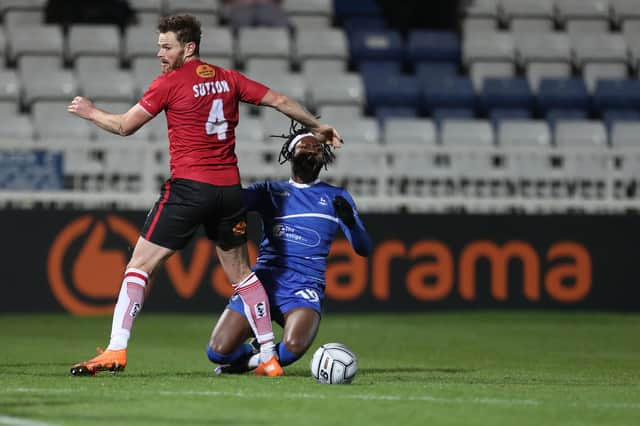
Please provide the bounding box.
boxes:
[207,308,255,374]
[70,238,173,376]
[216,245,282,376]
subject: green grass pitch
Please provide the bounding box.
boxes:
[1,312,639,426]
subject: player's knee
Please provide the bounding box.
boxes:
[282,336,310,357]
[206,344,234,364]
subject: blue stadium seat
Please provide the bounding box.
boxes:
[415,62,459,83]
[488,108,533,128]
[375,107,418,129]
[432,108,475,128]
[593,79,640,113]
[348,30,404,65]
[602,109,640,134]
[537,78,590,116]
[342,17,386,36]
[421,76,476,114]
[545,108,589,129]
[480,78,534,114]
[359,60,403,77]
[406,30,461,65]
[333,0,382,22]
[365,74,420,114]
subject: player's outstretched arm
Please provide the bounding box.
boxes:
[332,194,372,257]
[67,96,152,136]
[259,89,344,149]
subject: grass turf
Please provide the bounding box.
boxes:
[0,312,639,426]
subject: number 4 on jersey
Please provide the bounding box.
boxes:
[206,98,228,139]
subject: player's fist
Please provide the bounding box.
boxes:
[67,96,95,120]
[333,195,356,228]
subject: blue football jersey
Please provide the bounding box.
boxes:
[243,178,370,281]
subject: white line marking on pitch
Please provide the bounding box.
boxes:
[0,415,59,426]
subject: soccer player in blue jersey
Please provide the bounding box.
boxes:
[206,122,372,374]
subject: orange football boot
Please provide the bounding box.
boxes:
[70,348,127,376]
[254,355,284,377]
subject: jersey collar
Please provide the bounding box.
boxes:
[288,178,321,188]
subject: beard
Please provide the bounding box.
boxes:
[291,153,322,183]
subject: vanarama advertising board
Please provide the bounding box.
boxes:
[1,211,637,313]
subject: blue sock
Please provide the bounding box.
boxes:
[276,342,301,366]
[206,343,253,365]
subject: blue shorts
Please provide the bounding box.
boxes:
[227,266,324,321]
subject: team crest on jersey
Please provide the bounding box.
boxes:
[232,220,247,236]
[196,64,215,78]
[318,196,328,206]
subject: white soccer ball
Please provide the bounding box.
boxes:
[310,342,358,384]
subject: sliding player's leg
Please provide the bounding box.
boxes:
[207,306,255,374]
[277,307,321,366]
[70,237,173,376]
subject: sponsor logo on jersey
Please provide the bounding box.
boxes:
[196,64,215,78]
[232,220,247,236]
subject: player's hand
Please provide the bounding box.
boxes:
[67,96,95,120]
[333,195,356,228]
[313,124,344,149]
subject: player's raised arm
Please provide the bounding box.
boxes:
[259,89,344,149]
[333,193,372,257]
[67,96,152,137]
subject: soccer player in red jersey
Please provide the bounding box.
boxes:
[67,14,342,377]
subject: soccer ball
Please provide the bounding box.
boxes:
[310,343,358,384]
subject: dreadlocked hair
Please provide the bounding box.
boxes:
[271,120,336,169]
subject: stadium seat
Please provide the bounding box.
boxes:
[348,29,404,65]
[0,113,34,140]
[498,120,551,147]
[123,26,159,61]
[592,79,640,116]
[383,118,437,145]
[67,25,121,63]
[317,105,363,123]
[462,17,497,34]
[295,29,349,63]
[566,19,609,36]
[510,18,553,33]
[375,107,417,129]
[415,62,459,84]
[480,77,534,114]
[0,0,46,15]
[364,74,420,114]
[128,0,164,13]
[3,10,43,29]
[602,109,640,135]
[258,72,306,105]
[469,61,516,92]
[358,60,402,77]
[18,55,63,77]
[537,78,590,116]
[260,107,295,142]
[78,69,136,103]
[32,101,94,141]
[488,108,533,128]
[0,70,20,103]
[289,15,332,30]
[582,63,628,93]
[515,32,571,65]
[406,30,461,64]
[236,27,291,65]
[306,72,365,109]
[463,31,515,65]
[301,58,347,81]
[499,0,554,25]
[342,17,386,36]
[283,0,333,18]
[22,70,76,107]
[131,57,162,97]
[431,108,475,128]
[93,102,152,142]
[440,119,494,146]
[572,34,627,68]
[244,58,290,82]
[610,121,640,146]
[199,27,234,61]
[75,57,121,76]
[421,76,476,114]
[463,0,499,19]
[330,117,380,145]
[554,120,608,147]
[555,0,611,23]
[526,62,572,92]
[6,25,63,63]
[234,117,265,146]
[612,0,640,25]
[165,0,219,26]
[333,0,382,23]
[545,109,589,129]
[0,28,6,59]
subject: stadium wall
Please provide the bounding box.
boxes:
[1,210,637,313]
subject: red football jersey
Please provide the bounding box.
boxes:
[138,59,269,186]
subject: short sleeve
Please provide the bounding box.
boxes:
[138,75,170,117]
[231,70,270,105]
